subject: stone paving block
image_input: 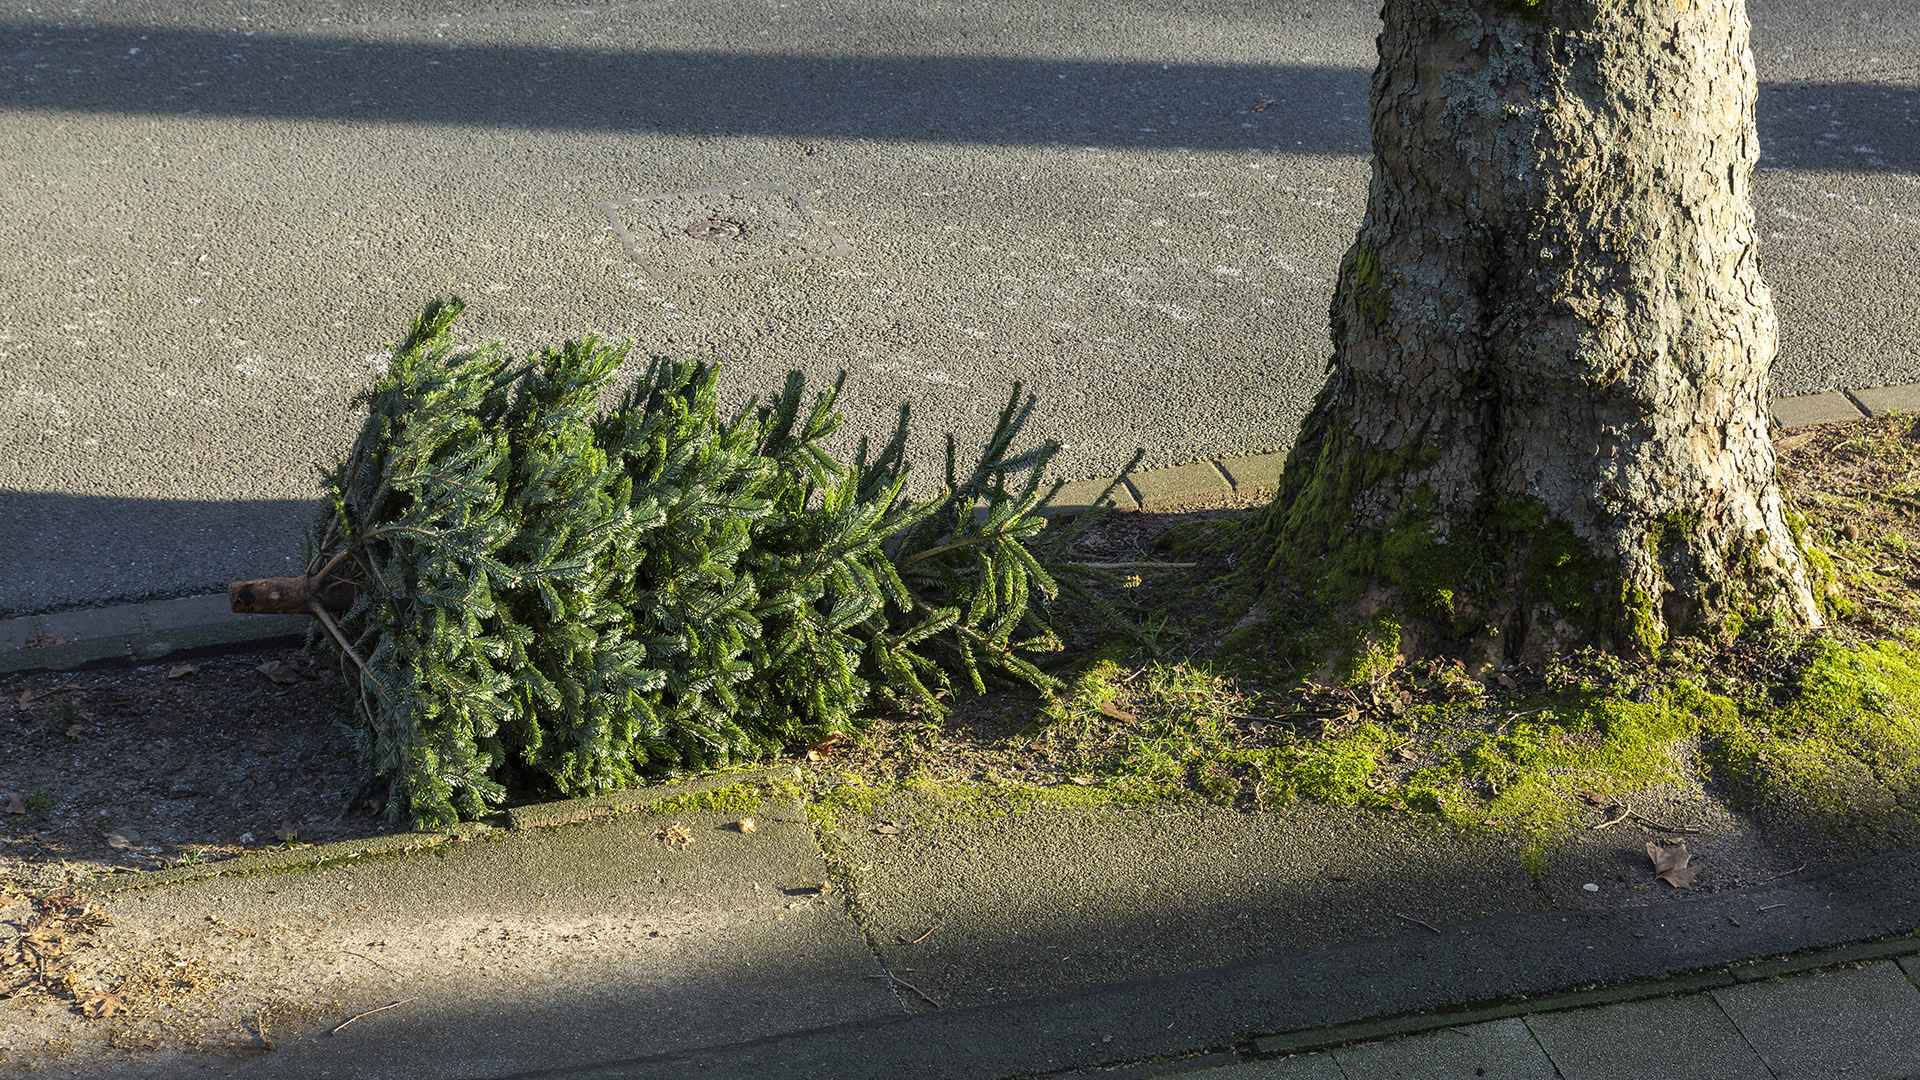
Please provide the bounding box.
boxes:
[1773,391,1866,429]
[1713,961,1920,1080]
[1126,459,1233,510]
[0,612,51,652]
[1180,1052,1345,1078]
[1331,1018,1555,1080]
[1851,383,1920,417]
[1046,476,1138,515]
[1525,993,1768,1080]
[1216,451,1285,495]
[139,592,236,629]
[1900,953,1920,988]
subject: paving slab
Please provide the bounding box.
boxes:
[1850,383,1920,417]
[1713,961,1920,1080]
[1773,391,1868,429]
[1902,954,1920,986]
[1185,1052,1347,1078]
[1524,993,1769,1080]
[1330,1018,1555,1080]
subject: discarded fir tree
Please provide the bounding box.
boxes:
[235,299,1075,829]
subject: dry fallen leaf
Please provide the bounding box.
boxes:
[165,663,199,680]
[80,992,125,1019]
[1774,429,1819,454]
[2,791,25,815]
[870,822,903,836]
[1098,700,1138,723]
[655,824,693,850]
[104,831,138,850]
[1647,840,1698,888]
[257,660,300,685]
[732,817,757,834]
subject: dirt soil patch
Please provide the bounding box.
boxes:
[1,648,381,897]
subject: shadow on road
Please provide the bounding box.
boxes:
[0,22,1913,170]
[0,491,314,617]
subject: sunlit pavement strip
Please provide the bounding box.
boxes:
[0,384,1893,676]
[1177,960,1920,1080]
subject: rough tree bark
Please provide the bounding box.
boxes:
[1260,0,1821,665]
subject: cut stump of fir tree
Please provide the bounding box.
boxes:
[229,575,353,615]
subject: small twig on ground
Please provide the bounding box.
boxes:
[870,970,940,1008]
[1394,912,1442,935]
[329,997,414,1035]
[907,924,938,946]
[1628,812,1702,835]
[342,950,399,975]
[1757,903,1789,912]
[1752,863,1808,886]
[1591,806,1632,830]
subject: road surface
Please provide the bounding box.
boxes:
[1,0,1915,613]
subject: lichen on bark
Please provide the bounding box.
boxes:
[1254,0,1820,666]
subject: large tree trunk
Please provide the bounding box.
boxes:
[1260,0,1820,664]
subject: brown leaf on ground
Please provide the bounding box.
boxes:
[1647,840,1698,888]
[732,817,757,834]
[1098,699,1138,723]
[256,660,300,685]
[2,792,24,815]
[870,822,903,836]
[804,733,849,762]
[80,991,125,1019]
[165,663,199,680]
[655,824,693,850]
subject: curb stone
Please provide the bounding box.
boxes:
[1241,934,1920,1061]
[0,385,1895,678]
[0,592,305,675]
[1849,382,1920,417]
[1124,459,1235,510]
[88,824,483,896]
[1772,390,1867,428]
[87,766,789,895]
[503,763,790,830]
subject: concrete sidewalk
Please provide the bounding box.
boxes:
[6,773,1916,1080]
[1195,958,1920,1080]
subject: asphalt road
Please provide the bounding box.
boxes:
[2,0,1916,615]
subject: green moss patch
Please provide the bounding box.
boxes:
[786,416,1920,869]
[1707,639,1920,829]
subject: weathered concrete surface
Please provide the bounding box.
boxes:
[1,0,1916,615]
[0,798,900,1079]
